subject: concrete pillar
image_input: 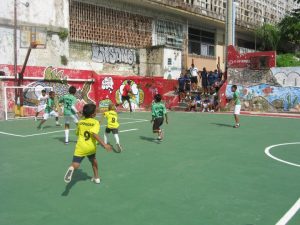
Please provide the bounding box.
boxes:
[225,0,233,66]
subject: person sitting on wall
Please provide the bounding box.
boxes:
[186,96,197,112]
[121,80,133,113]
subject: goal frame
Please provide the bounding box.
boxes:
[3,85,53,121]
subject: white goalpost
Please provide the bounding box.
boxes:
[3,86,53,120]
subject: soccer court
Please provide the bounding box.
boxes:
[0,112,299,225]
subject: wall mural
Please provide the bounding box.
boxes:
[0,64,178,119]
[92,44,137,65]
[227,67,300,112]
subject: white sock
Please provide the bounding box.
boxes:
[114,134,120,145]
[65,129,69,142]
[104,133,108,144]
[56,120,59,125]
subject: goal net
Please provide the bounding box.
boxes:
[3,86,53,120]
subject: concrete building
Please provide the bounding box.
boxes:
[0,0,298,78]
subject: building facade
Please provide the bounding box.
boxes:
[0,0,298,79]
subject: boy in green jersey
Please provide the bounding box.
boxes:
[231,85,241,128]
[151,94,168,140]
[59,86,80,144]
[37,91,60,129]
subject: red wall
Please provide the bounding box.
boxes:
[0,65,177,112]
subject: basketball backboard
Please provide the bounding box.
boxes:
[20,26,47,49]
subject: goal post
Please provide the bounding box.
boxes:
[3,86,53,120]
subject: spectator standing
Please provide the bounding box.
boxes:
[201,67,208,95]
[189,63,199,89]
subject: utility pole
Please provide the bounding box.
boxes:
[225,0,234,67]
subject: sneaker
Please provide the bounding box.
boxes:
[233,124,240,128]
[91,177,101,184]
[37,126,42,130]
[158,129,164,140]
[64,166,74,183]
[64,141,69,145]
[56,123,62,126]
[116,144,123,153]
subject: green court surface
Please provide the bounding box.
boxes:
[0,112,299,225]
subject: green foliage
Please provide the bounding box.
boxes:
[255,24,280,51]
[58,28,68,41]
[276,54,300,67]
[278,15,300,45]
[60,55,68,66]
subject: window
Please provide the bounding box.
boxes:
[188,27,215,56]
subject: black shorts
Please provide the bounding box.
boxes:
[72,153,96,163]
[122,95,130,102]
[153,117,163,131]
[105,127,119,134]
[191,76,198,84]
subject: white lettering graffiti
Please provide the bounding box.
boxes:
[92,45,136,65]
[102,77,114,93]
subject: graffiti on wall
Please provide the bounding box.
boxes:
[92,44,136,65]
[271,67,300,87]
[226,67,300,112]
[23,66,94,108]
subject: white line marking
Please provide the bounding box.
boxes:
[276,198,300,225]
[264,142,300,168]
[119,129,138,132]
[0,120,147,138]
[0,131,24,137]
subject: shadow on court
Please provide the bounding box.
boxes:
[211,123,233,128]
[139,136,161,144]
[61,169,92,196]
[53,137,77,144]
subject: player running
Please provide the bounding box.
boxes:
[34,89,48,121]
[37,91,60,129]
[102,103,123,152]
[64,103,111,184]
[59,86,80,144]
[151,94,168,140]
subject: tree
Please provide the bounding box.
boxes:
[278,1,300,52]
[255,24,281,51]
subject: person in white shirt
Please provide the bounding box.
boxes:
[35,89,48,121]
[189,63,199,89]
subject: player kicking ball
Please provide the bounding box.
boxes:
[64,103,112,184]
[101,103,123,153]
[34,89,48,121]
[151,94,168,140]
[37,91,60,129]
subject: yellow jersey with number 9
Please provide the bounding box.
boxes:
[104,110,119,129]
[74,118,100,157]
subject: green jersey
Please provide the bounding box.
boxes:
[233,91,241,105]
[45,98,55,113]
[152,102,167,119]
[59,94,77,116]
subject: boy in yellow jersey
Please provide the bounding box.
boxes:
[102,103,123,152]
[64,103,111,184]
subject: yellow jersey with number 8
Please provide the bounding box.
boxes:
[74,118,100,157]
[104,110,119,129]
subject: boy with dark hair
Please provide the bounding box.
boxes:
[59,86,80,144]
[121,80,133,112]
[151,94,168,140]
[64,103,111,184]
[102,103,123,152]
[231,85,241,128]
[37,91,60,129]
[35,89,48,121]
